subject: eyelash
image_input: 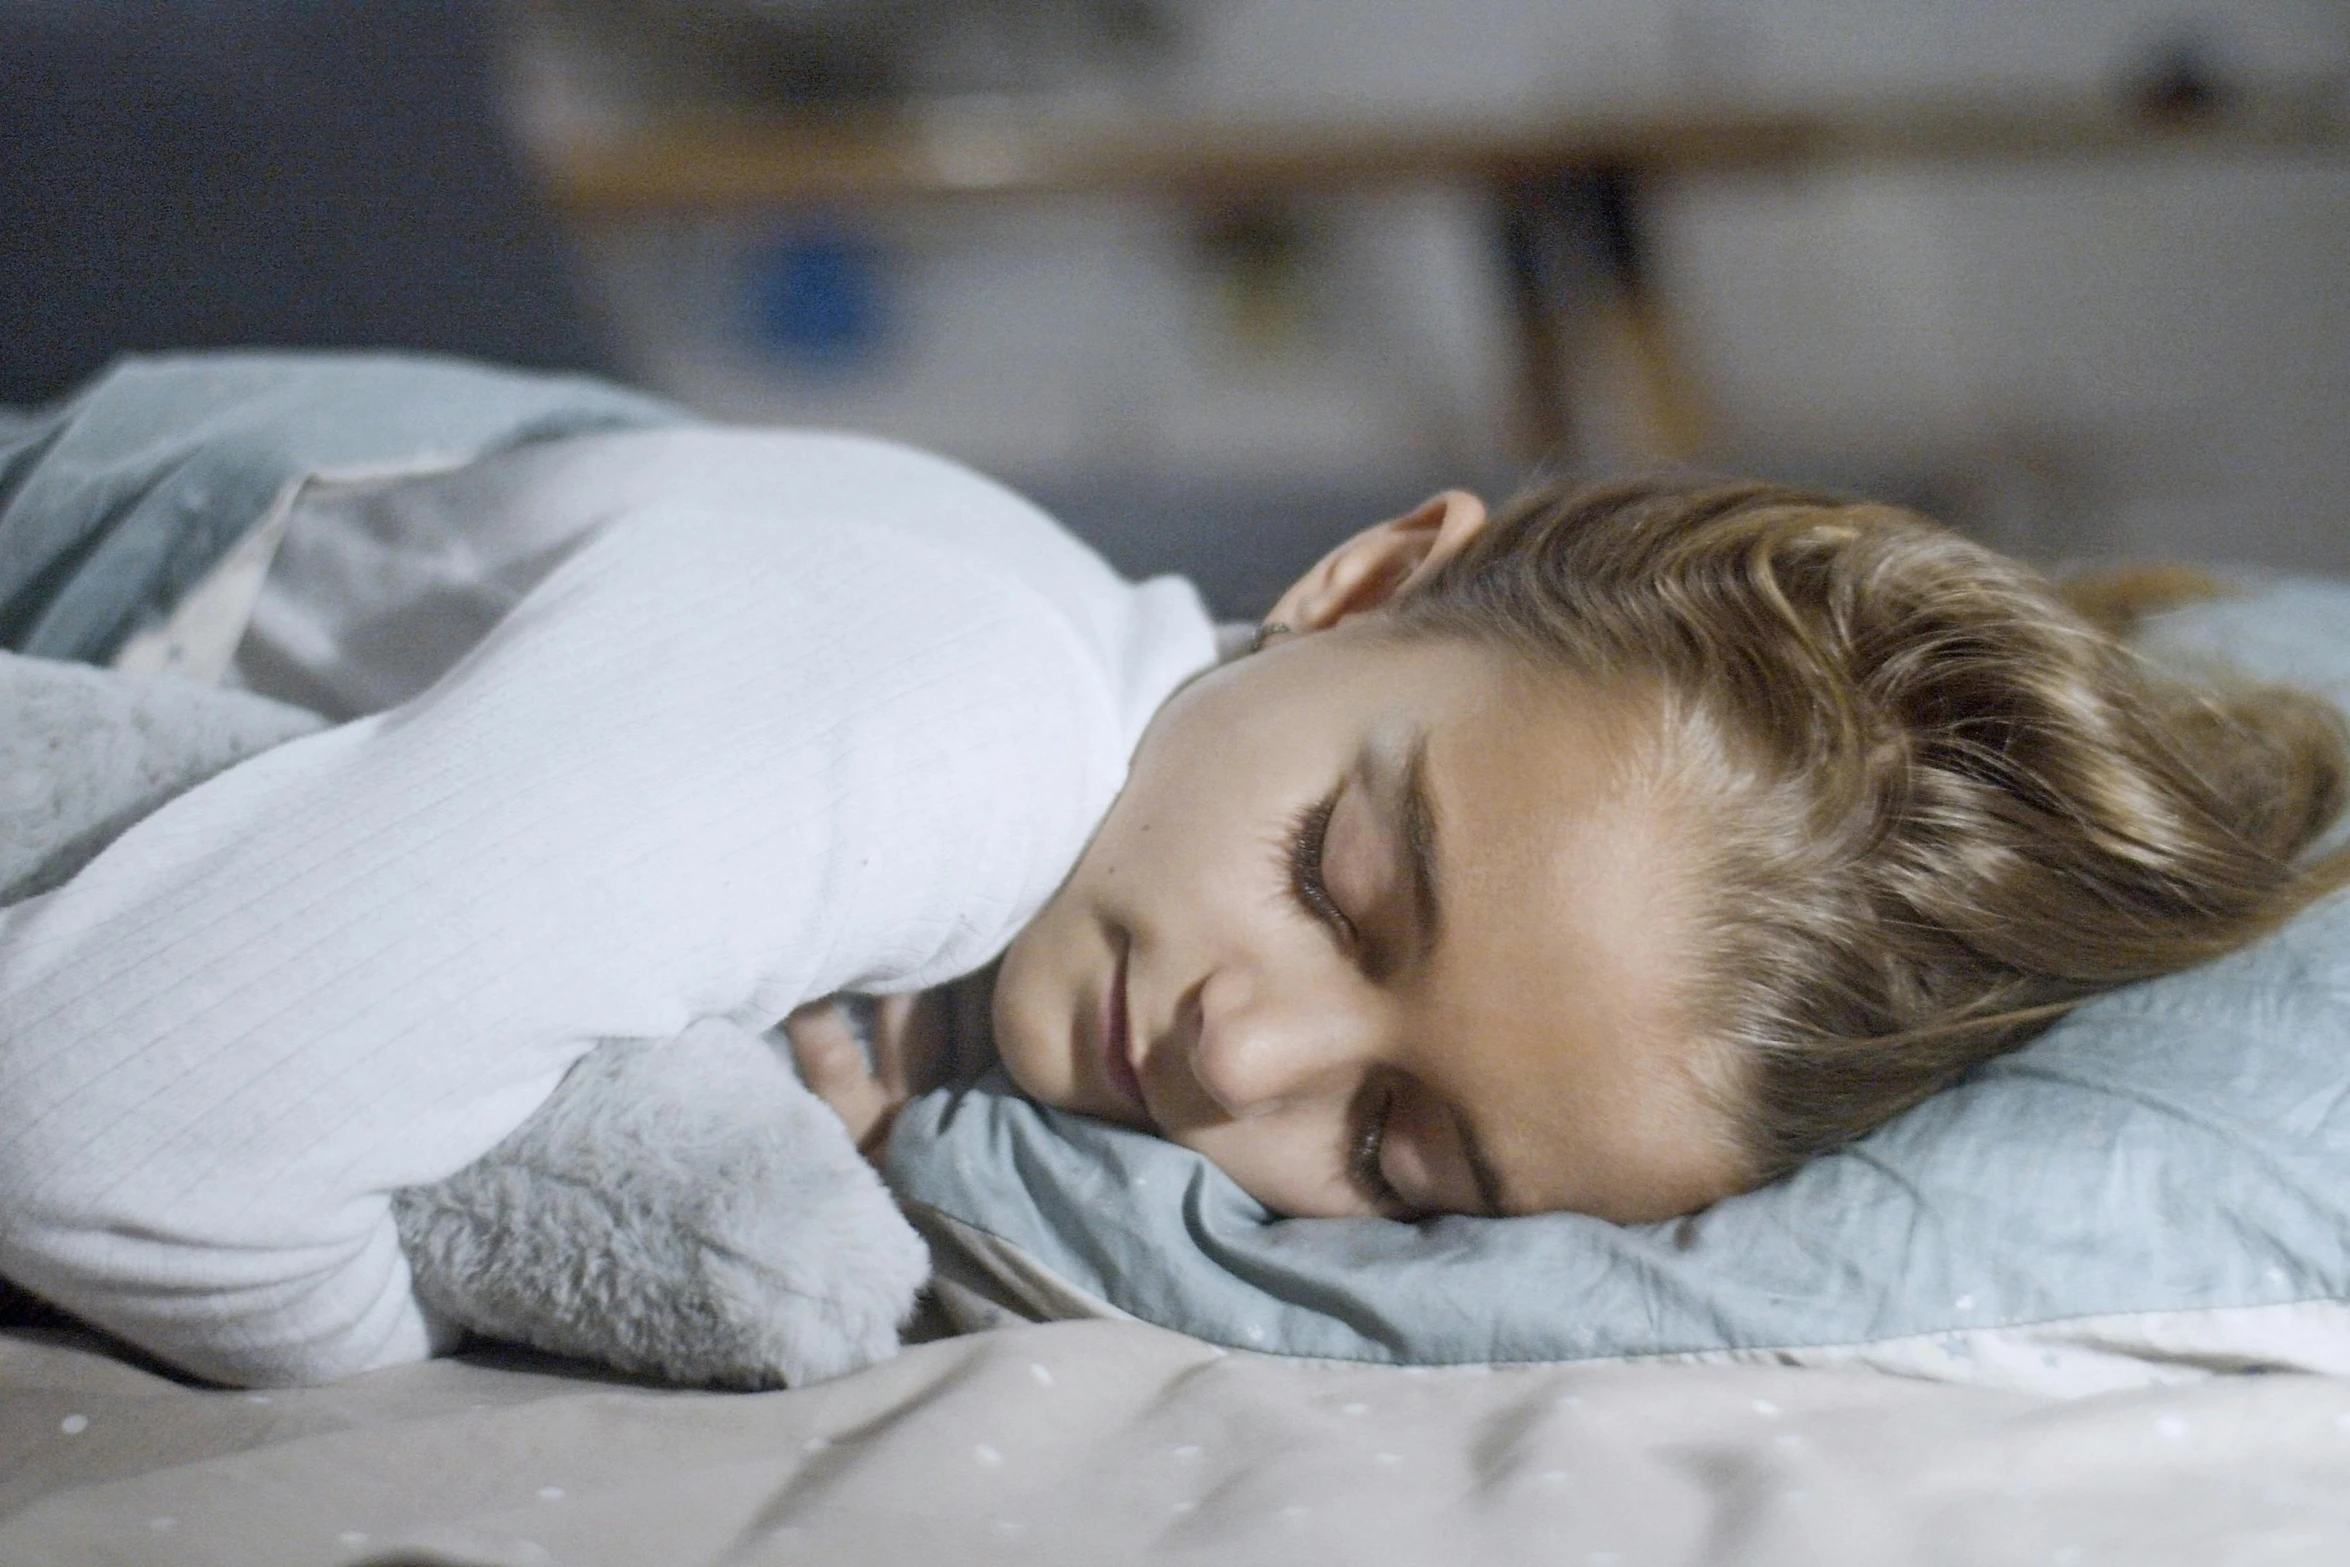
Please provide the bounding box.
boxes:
[1284,791,1354,945]
[1351,1086,1409,1213]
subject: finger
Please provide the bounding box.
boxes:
[785,1001,874,1097]
[786,1005,898,1152]
[869,994,917,1092]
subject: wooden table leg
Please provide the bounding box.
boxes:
[1496,165,1707,471]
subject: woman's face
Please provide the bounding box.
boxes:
[993,615,1749,1224]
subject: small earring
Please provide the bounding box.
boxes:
[1249,621,1292,655]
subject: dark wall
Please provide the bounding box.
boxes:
[0,0,614,405]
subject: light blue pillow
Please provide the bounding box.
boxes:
[886,577,2350,1394]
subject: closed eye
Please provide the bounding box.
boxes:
[1349,1081,1419,1217]
[1284,790,1355,946]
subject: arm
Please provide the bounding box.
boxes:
[0,496,1134,1385]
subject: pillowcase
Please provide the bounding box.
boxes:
[886,575,2350,1395]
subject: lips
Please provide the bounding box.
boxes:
[1099,938,1147,1121]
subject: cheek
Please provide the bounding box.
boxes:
[991,884,1112,1110]
[1085,764,1264,917]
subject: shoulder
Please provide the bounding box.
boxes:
[522,426,1221,757]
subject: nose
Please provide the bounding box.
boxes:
[1185,964,1369,1118]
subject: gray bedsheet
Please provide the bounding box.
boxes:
[6,1316,2349,1565]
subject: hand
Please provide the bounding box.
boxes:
[785,992,953,1164]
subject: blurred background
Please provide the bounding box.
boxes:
[2,0,2344,617]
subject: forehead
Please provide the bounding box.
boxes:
[1405,657,1740,1220]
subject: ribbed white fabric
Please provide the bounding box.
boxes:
[0,430,1216,1387]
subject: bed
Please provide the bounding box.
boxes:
[11,1307,2350,1565]
[7,355,2350,1563]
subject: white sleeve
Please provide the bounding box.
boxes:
[0,498,1202,1385]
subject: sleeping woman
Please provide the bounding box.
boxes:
[2,352,2345,1386]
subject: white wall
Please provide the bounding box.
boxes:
[1656,153,2350,568]
[1163,0,2347,113]
[550,0,2350,594]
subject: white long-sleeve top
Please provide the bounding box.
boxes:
[0,429,1217,1386]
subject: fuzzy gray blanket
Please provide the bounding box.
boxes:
[0,651,927,1387]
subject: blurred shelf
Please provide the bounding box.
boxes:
[538,82,2346,470]
[538,87,2349,216]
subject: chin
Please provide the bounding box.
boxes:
[987,943,1063,1105]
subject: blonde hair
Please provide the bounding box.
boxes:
[1392,477,2350,1184]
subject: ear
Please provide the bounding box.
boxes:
[1265,490,1489,637]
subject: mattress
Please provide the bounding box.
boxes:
[7,1313,2350,1565]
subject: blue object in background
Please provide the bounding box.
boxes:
[743,226,891,371]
